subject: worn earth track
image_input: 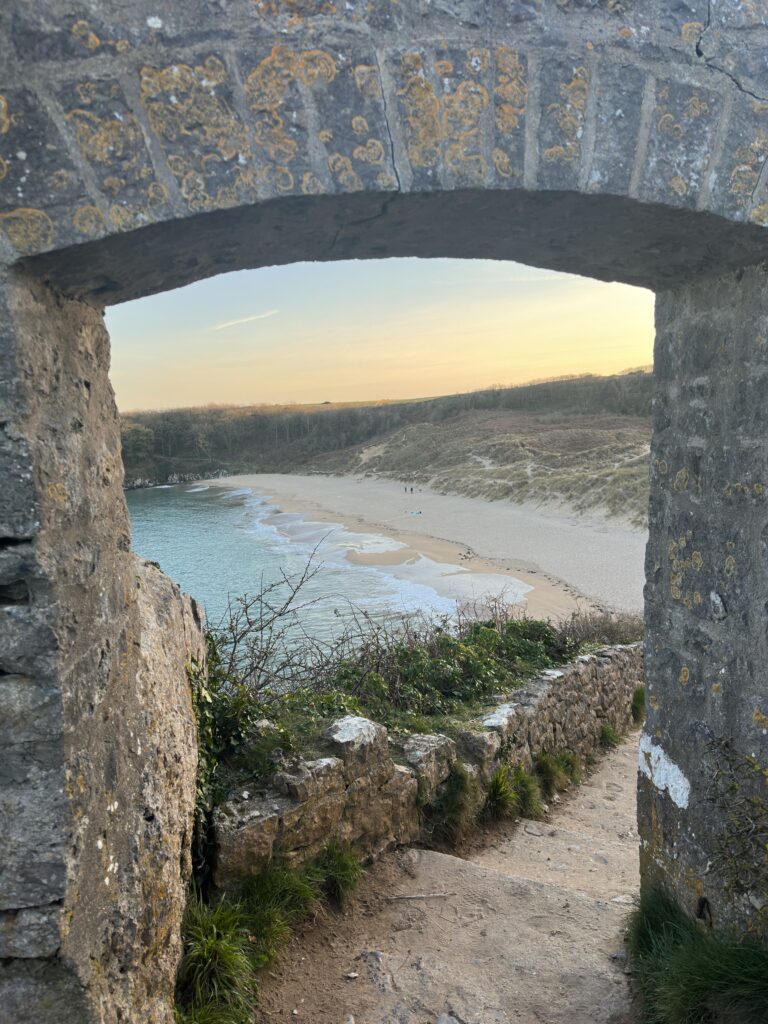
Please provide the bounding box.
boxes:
[256,737,640,1024]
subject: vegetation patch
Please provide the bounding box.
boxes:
[483,763,520,821]
[627,886,768,1024]
[600,722,621,750]
[632,684,646,725]
[508,764,544,820]
[423,762,485,847]
[534,750,582,799]
[175,848,363,1023]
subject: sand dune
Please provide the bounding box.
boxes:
[206,474,647,613]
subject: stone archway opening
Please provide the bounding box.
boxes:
[4,6,768,1019]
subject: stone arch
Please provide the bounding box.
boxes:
[2,3,768,1020]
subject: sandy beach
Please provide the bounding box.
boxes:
[204,474,647,615]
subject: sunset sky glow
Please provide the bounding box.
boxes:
[107,258,654,411]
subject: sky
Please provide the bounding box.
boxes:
[106,258,654,412]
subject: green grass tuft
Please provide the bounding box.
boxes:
[240,859,323,926]
[426,762,485,847]
[175,891,256,1020]
[632,684,646,725]
[555,749,582,785]
[627,886,768,1024]
[534,751,570,799]
[315,840,364,907]
[600,721,622,749]
[484,763,519,820]
[509,764,543,820]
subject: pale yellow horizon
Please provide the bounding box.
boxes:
[107,259,654,412]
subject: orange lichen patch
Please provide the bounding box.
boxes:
[691,551,703,571]
[669,175,688,196]
[435,59,454,77]
[680,21,704,44]
[109,204,143,230]
[724,555,736,576]
[72,204,106,236]
[66,106,146,171]
[319,129,333,143]
[618,26,633,39]
[146,181,169,207]
[673,467,689,492]
[750,200,768,226]
[143,55,251,212]
[376,170,397,189]
[685,95,709,119]
[466,48,490,75]
[711,682,722,695]
[495,48,527,134]
[352,138,385,164]
[492,148,515,177]
[679,666,690,685]
[0,157,6,183]
[71,19,100,51]
[543,65,588,165]
[297,50,337,86]
[753,708,768,728]
[0,96,9,135]
[0,208,54,252]
[693,591,702,605]
[728,131,768,197]
[300,171,324,194]
[261,163,294,192]
[351,115,369,135]
[327,153,362,191]
[398,73,441,168]
[243,46,297,161]
[354,65,381,99]
[442,81,489,137]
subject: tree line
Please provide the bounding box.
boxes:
[120,369,652,483]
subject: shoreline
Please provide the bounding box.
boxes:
[202,473,646,616]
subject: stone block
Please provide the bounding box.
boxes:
[323,715,391,781]
[403,733,457,802]
[213,796,283,886]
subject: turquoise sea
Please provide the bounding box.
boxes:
[126,483,529,638]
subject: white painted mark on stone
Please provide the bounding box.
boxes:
[638,733,690,809]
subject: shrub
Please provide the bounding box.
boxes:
[316,841,364,907]
[484,763,519,821]
[627,886,768,1024]
[425,763,485,847]
[509,765,543,820]
[600,722,621,749]
[632,684,646,725]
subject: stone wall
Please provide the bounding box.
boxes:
[0,268,204,1023]
[213,644,642,888]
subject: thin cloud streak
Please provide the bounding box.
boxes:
[211,309,279,331]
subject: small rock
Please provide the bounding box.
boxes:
[345,971,359,979]
[437,1016,460,1024]
[524,824,543,836]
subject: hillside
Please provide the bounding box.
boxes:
[120,371,652,527]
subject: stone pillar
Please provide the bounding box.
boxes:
[641,265,768,937]
[0,269,203,1022]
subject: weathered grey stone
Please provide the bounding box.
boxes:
[323,715,391,782]
[404,733,457,803]
[213,796,284,887]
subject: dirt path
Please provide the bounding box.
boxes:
[256,737,640,1024]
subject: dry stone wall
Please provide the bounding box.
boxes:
[213,644,642,887]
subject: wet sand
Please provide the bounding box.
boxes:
[205,474,647,615]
